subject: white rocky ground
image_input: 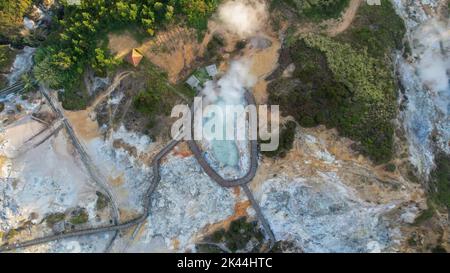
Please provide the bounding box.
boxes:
[84,127,154,215]
[258,174,395,253]
[122,155,239,253]
[392,0,450,177]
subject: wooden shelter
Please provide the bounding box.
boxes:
[125,48,144,67]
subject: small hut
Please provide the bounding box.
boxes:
[205,64,218,77]
[125,48,144,67]
[186,75,201,90]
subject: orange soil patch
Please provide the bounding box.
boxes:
[173,142,193,158]
[64,110,101,141]
[0,155,7,170]
[233,186,241,197]
[108,32,140,59]
[109,174,125,187]
[234,200,251,218]
[142,41,198,83]
[200,199,251,238]
[171,238,180,250]
[108,26,212,83]
[118,207,139,222]
[250,125,426,206]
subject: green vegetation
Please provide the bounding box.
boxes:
[385,163,397,173]
[274,0,350,21]
[69,208,89,225]
[15,104,23,112]
[0,0,32,44]
[261,120,297,158]
[197,217,266,253]
[2,221,32,242]
[431,245,448,253]
[21,73,38,93]
[34,0,219,110]
[268,1,404,163]
[133,61,180,128]
[95,191,109,211]
[0,45,16,89]
[269,36,396,163]
[337,0,406,59]
[413,201,435,226]
[204,34,225,63]
[45,212,66,228]
[429,154,450,209]
[0,102,4,113]
[4,229,19,241]
[0,45,15,70]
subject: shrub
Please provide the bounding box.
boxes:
[337,0,406,59]
[430,154,450,209]
[385,163,397,172]
[95,191,109,211]
[261,120,297,158]
[198,217,266,253]
[276,0,350,21]
[268,34,398,163]
[45,212,66,228]
[69,208,89,225]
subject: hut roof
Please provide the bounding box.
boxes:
[125,48,143,67]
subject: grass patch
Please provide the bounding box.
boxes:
[267,1,405,164]
[336,0,406,59]
[205,33,225,63]
[2,221,32,242]
[44,212,66,228]
[0,45,16,89]
[58,80,89,110]
[133,60,184,129]
[430,154,450,209]
[413,201,435,226]
[69,208,89,225]
[3,229,19,241]
[268,36,396,163]
[95,191,110,211]
[0,45,16,73]
[274,0,350,21]
[197,217,266,253]
[385,163,397,172]
[0,0,32,45]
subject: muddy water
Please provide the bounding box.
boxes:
[64,109,101,142]
[248,35,281,104]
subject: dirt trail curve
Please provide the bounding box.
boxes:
[327,0,363,36]
[90,71,133,110]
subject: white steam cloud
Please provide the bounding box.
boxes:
[202,59,256,105]
[218,0,268,38]
[413,19,450,97]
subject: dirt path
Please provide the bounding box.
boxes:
[327,0,363,36]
